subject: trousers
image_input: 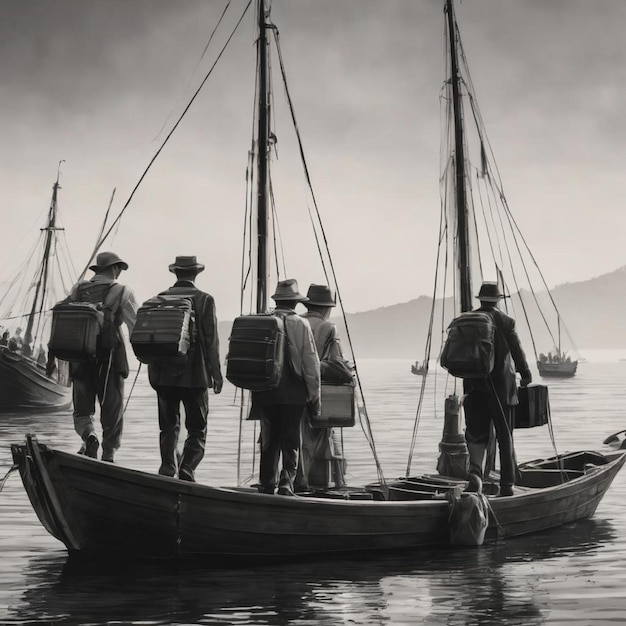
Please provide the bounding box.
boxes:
[463,388,516,487]
[259,404,305,489]
[155,386,209,480]
[72,363,124,458]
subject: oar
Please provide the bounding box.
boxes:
[602,429,626,445]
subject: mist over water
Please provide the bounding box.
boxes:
[1,354,626,625]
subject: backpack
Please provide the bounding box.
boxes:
[225,313,288,391]
[48,282,123,363]
[130,295,195,365]
[440,311,496,378]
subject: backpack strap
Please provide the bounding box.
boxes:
[102,283,126,325]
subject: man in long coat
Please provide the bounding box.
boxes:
[463,281,532,496]
[148,255,223,481]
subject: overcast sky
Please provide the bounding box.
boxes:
[1,0,625,320]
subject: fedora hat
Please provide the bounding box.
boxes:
[305,284,336,307]
[271,278,308,302]
[89,251,129,272]
[476,281,506,302]
[168,255,205,273]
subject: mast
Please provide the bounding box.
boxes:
[25,165,64,348]
[446,0,472,312]
[255,0,269,314]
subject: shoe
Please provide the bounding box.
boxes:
[178,466,195,482]
[499,484,514,497]
[465,473,483,493]
[84,434,99,459]
[277,483,295,496]
[257,484,275,494]
[277,473,295,497]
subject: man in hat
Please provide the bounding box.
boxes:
[148,255,223,482]
[463,281,532,496]
[296,283,352,491]
[252,278,320,496]
[68,251,138,462]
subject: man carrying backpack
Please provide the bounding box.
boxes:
[463,281,532,497]
[147,256,223,482]
[252,279,320,496]
[69,251,138,462]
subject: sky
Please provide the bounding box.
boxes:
[1,0,625,321]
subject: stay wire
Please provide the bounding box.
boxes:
[273,24,385,484]
[82,0,253,277]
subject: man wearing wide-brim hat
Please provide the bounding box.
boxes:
[297,283,353,491]
[67,250,138,462]
[463,281,532,497]
[251,278,320,496]
[147,255,223,482]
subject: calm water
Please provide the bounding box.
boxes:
[1,354,626,625]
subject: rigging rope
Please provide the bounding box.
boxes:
[272,22,385,484]
[82,0,253,275]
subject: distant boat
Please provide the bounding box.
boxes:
[0,167,73,412]
[537,320,578,378]
[410,360,427,375]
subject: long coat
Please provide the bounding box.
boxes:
[148,280,222,389]
[464,304,530,406]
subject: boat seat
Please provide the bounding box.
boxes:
[517,468,584,488]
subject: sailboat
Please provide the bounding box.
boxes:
[9,0,625,562]
[537,318,578,377]
[410,360,427,376]
[0,167,73,412]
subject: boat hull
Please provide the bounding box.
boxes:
[11,434,626,562]
[0,350,71,412]
[537,360,578,378]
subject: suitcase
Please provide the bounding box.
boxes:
[226,314,286,391]
[48,301,104,362]
[310,382,356,428]
[515,384,550,428]
[130,296,194,364]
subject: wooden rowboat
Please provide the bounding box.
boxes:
[10,434,626,561]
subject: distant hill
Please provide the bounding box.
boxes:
[217,265,626,359]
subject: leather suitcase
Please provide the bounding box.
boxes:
[515,384,550,428]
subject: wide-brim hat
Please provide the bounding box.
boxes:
[271,278,308,302]
[168,255,205,273]
[476,281,506,302]
[89,251,129,272]
[305,284,336,307]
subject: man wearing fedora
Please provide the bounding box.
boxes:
[297,283,351,491]
[148,255,223,482]
[68,251,138,462]
[252,278,320,496]
[463,281,532,496]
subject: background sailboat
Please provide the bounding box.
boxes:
[0,165,75,412]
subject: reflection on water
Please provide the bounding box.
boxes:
[2,358,626,624]
[4,519,616,626]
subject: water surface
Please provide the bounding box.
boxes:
[1,355,625,625]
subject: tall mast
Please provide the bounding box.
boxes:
[446,0,472,312]
[255,0,269,314]
[25,164,64,346]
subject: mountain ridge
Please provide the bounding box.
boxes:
[218,264,626,358]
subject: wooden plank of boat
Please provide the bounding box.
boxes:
[11,434,626,561]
